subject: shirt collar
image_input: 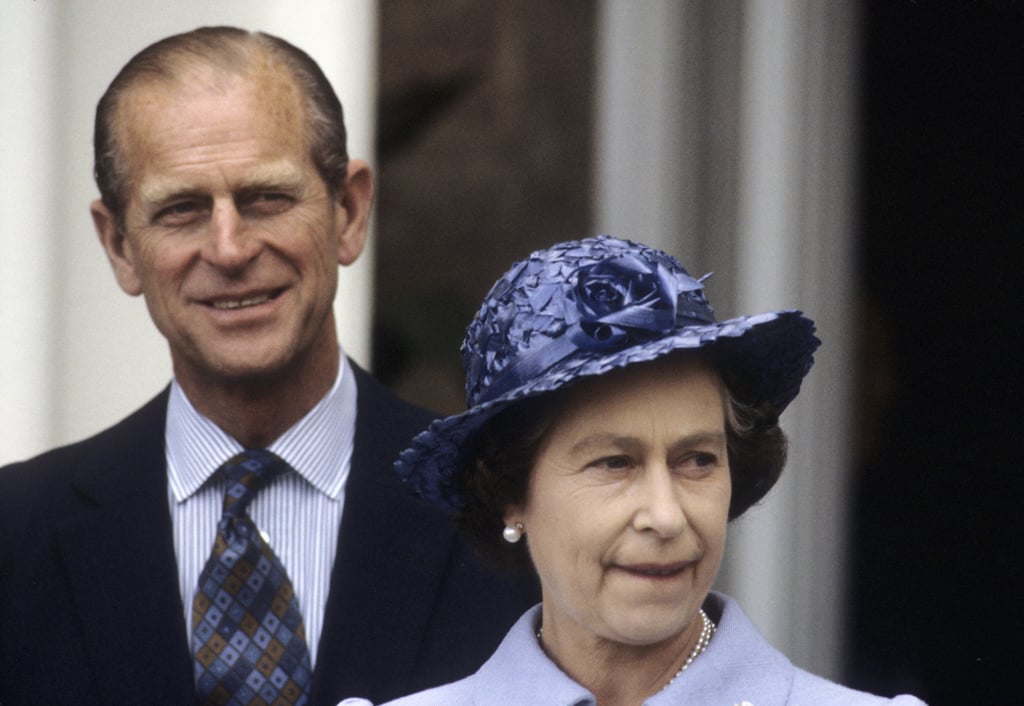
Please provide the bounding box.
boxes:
[166,351,357,503]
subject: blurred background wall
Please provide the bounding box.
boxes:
[2,2,1018,704]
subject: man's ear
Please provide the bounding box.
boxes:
[91,199,143,296]
[335,159,374,266]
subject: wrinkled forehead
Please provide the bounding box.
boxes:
[110,55,308,158]
[113,64,309,174]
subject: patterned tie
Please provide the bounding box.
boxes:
[192,449,313,706]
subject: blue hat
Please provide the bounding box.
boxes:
[397,235,820,509]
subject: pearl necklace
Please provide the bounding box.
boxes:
[662,609,716,689]
[535,609,717,691]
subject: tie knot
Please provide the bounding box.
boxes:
[219,449,288,517]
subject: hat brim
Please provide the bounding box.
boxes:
[396,309,819,509]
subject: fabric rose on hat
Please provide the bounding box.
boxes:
[569,253,695,351]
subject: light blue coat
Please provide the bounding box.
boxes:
[340,592,926,706]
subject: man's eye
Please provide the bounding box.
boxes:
[154,201,201,225]
[589,455,633,472]
[242,192,293,214]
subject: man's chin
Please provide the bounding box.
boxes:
[175,351,298,390]
[170,330,338,398]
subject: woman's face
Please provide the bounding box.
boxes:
[506,356,731,651]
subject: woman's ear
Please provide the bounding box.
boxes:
[502,505,524,529]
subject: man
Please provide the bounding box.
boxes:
[0,27,536,706]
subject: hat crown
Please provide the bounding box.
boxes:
[397,234,818,511]
[462,236,716,408]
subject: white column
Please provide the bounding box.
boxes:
[0,0,377,464]
[0,2,59,463]
[593,0,697,255]
[594,0,859,680]
[726,0,859,680]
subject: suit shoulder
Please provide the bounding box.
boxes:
[0,390,168,519]
[1,390,168,476]
[351,363,435,427]
[349,362,437,469]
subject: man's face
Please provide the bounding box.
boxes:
[93,67,368,396]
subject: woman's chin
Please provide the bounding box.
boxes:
[602,611,694,648]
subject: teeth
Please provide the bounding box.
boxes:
[212,295,271,310]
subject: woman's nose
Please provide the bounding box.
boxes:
[632,466,688,538]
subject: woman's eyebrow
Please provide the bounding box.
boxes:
[667,431,727,454]
[568,430,726,456]
[566,433,642,457]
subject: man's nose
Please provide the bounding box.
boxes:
[201,200,261,268]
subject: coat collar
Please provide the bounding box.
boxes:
[655,593,795,706]
[462,593,797,706]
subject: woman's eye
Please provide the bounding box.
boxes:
[694,452,718,467]
[675,452,720,477]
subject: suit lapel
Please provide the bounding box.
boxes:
[57,390,196,703]
[311,365,455,703]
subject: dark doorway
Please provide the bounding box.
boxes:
[848,2,1022,703]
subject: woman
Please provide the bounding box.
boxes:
[342,236,925,705]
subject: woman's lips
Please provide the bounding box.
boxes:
[616,561,690,578]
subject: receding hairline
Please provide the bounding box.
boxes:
[95,26,350,221]
[106,38,303,142]
[111,28,291,90]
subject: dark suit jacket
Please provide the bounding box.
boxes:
[0,364,538,705]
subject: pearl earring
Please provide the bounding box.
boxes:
[502,522,524,544]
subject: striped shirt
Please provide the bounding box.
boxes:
[165,353,356,667]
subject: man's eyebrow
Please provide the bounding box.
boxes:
[235,166,306,191]
[139,181,204,206]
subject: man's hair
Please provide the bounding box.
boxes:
[93,26,349,225]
